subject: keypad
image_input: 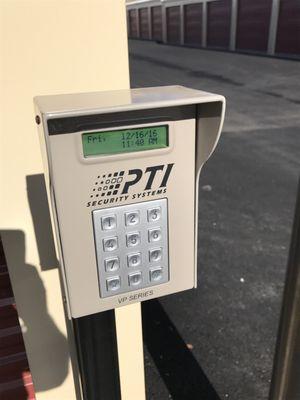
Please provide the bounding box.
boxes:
[93,198,169,298]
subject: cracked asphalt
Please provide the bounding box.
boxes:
[129,39,300,400]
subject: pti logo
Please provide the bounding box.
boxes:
[89,163,174,201]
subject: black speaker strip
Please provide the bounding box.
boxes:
[47,105,195,135]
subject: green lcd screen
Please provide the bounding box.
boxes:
[82,125,168,157]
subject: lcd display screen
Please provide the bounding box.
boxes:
[82,125,168,157]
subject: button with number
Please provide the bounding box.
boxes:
[103,236,118,252]
[128,271,142,286]
[149,267,163,282]
[104,257,120,272]
[93,198,169,298]
[148,207,161,222]
[101,215,117,230]
[126,232,140,247]
[148,228,162,242]
[125,211,140,226]
[149,248,162,263]
[127,252,141,268]
[106,276,121,291]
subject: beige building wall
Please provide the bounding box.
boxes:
[0,1,144,399]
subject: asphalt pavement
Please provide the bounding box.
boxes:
[129,39,300,400]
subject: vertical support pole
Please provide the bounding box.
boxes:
[0,2,133,399]
[148,6,152,40]
[127,9,130,38]
[115,304,146,400]
[202,1,208,48]
[180,4,185,45]
[268,0,280,55]
[269,180,300,400]
[136,8,140,38]
[162,5,168,43]
[230,0,238,51]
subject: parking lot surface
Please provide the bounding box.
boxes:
[129,39,300,400]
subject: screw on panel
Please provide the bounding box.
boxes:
[35,115,41,125]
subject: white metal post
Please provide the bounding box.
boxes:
[180,4,185,45]
[268,0,280,55]
[202,1,207,48]
[162,5,168,43]
[148,6,152,40]
[136,8,140,38]
[230,0,238,51]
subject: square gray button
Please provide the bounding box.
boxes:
[148,207,161,223]
[101,215,117,230]
[126,232,141,247]
[148,228,162,243]
[105,257,120,272]
[93,198,169,298]
[103,236,118,252]
[127,252,142,268]
[128,271,142,286]
[106,276,121,291]
[150,267,163,282]
[149,248,162,263]
[125,211,140,226]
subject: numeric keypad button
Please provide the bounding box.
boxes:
[128,271,142,286]
[106,276,121,291]
[93,198,169,298]
[127,252,142,268]
[149,267,163,282]
[101,215,117,230]
[148,207,161,222]
[149,248,162,263]
[126,232,141,247]
[104,257,120,272]
[103,236,118,252]
[148,228,162,243]
[125,211,140,226]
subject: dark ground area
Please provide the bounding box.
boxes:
[128,39,300,400]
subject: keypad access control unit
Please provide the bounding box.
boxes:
[35,86,225,318]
